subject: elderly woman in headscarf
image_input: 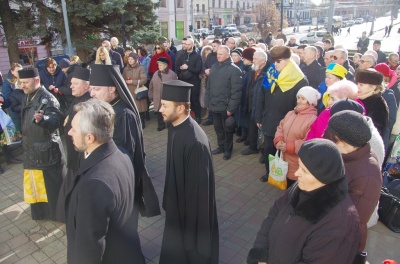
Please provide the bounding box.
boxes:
[123,52,148,128]
[257,46,308,183]
[148,57,178,131]
[247,139,360,264]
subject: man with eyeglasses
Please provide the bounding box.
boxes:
[226,37,236,50]
[358,54,375,70]
[332,49,355,81]
[387,53,399,70]
[175,38,203,123]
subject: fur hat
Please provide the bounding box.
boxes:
[355,69,383,85]
[330,98,364,116]
[297,86,321,106]
[269,46,291,61]
[231,48,243,57]
[326,63,347,79]
[59,58,71,69]
[242,47,256,62]
[157,57,170,66]
[298,139,345,184]
[327,110,371,147]
[374,63,394,78]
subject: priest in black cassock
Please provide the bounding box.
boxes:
[89,64,160,219]
[159,80,219,264]
[56,66,92,222]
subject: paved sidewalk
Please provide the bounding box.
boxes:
[1,115,400,264]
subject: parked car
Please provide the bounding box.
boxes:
[210,25,222,35]
[237,25,248,32]
[193,28,210,38]
[226,23,237,28]
[214,28,232,38]
[299,19,312,25]
[355,18,364,24]
[300,30,327,44]
[228,28,241,37]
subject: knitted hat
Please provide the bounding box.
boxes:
[240,41,248,47]
[326,63,347,79]
[157,57,170,66]
[374,63,394,78]
[298,139,345,185]
[270,46,291,60]
[355,69,383,85]
[231,48,243,57]
[297,86,321,106]
[128,52,139,60]
[330,98,364,116]
[327,110,371,147]
[59,58,71,69]
[242,47,256,62]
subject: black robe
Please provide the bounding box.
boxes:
[160,117,219,264]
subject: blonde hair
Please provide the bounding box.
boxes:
[70,55,82,65]
[95,47,112,65]
[201,45,213,62]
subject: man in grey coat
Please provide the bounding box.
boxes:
[205,45,242,160]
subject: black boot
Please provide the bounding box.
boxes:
[352,252,367,264]
[140,113,146,129]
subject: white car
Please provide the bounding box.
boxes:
[355,18,364,24]
[226,24,237,28]
[300,30,327,44]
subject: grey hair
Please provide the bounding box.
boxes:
[110,37,118,44]
[74,99,115,143]
[335,48,348,60]
[254,50,268,62]
[389,53,399,61]
[305,46,317,58]
[219,45,230,54]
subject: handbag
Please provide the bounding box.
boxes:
[267,150,288,190]
[134,80,148,100]
[378,186,400,233]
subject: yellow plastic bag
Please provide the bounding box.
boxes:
[24,169,48,204]
[268,150,288,190]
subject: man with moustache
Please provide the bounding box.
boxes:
[18,67,63,220]
[241,50,270,161]
[205,45,242,160]
[175,38,203,123]
[89,64,160,218]
[159,80,219,264]
[56,67,92,222]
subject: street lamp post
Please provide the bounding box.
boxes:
[275,0,294,32]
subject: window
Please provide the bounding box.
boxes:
[177,0,183,8]
[224,0,227,8]
[247,2,249,9]
[212,0,215,8]
[196,4,199,11]
[160,0,166,7]
[242,2,245,9]
[202,4,205,12]
[230,1,233,8]
[219,0,221,8]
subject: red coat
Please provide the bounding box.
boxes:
[148,51,172,75]
[274,106,317,180]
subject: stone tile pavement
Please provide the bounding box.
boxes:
[1,115,400,264]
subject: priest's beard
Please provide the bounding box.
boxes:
[162,107,180,124]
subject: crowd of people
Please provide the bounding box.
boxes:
[0,28,399,263]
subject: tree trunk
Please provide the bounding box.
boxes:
[0,0,20,65]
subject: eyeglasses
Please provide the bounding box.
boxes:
[330,55,339,60]
[359,60,372,64]
[155,47,161,50]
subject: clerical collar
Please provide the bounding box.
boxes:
[173,115,190,127]
[84,151,91,159]
[25,87,40,104]
[110,97,121,107]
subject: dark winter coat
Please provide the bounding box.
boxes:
[9,88,24,114]
[39,66,69,112]
[256,77,308,136]
[376,50,387,64]
[246,64,270,119]
[1,71,20,120]
[202,52,218,74]
[109,49,124,73]
[21,87,62,169]
[247,179,360,264]
[360,93,389,142]
[175,49,202,83]
[382,88,398,149]
[301,60,324,89]
[65,141,145,264]
[342,143,382,251]
[236,63,253,127]
[205,57,242,113]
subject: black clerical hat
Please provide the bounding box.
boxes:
[89,64,138,116]
[72,66,90,81]
[161,80,193,102]
[89,64,118,86]
[18,68,39,79]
